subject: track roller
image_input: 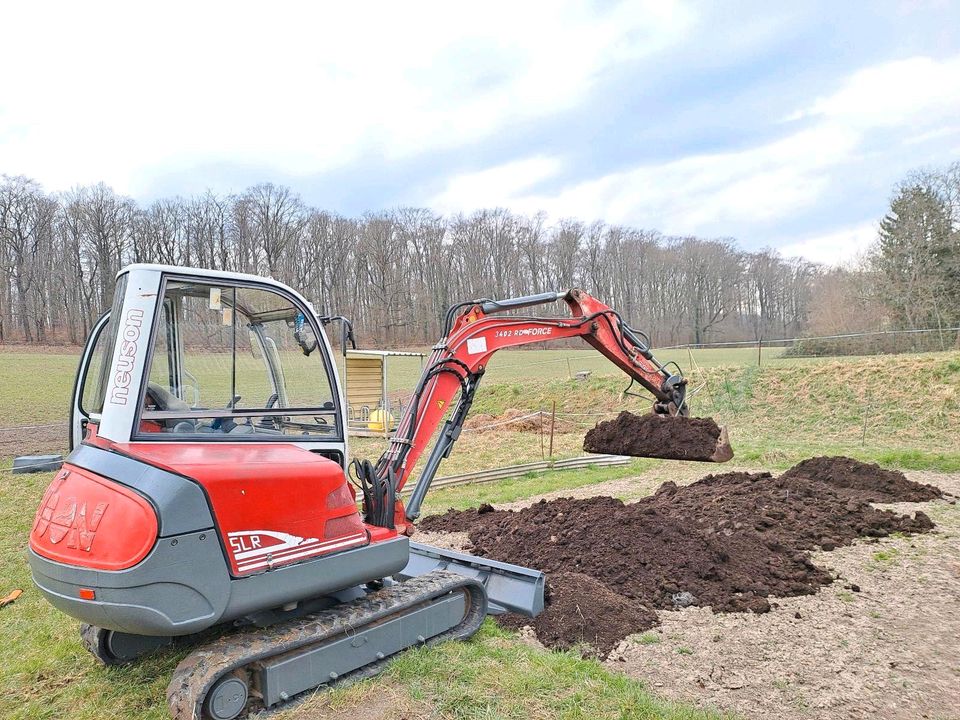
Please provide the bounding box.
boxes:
[203,671,250,720]
[80,623,172,665]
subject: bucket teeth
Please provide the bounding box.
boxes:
[709,426,734,463]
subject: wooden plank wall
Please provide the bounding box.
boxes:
[346,356,383,420]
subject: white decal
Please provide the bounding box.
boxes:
[228,529,316,560]
[466,337,488,355]
[227,529,368,572]
[493,327,553,339]
[109,309,144,406]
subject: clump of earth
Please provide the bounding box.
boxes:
[420,456,938,655]
[583,411,727,461]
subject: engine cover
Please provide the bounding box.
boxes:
[112,442,369,576]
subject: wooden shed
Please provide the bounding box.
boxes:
[344,349,425,436]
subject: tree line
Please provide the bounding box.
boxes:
[1,163,957,350]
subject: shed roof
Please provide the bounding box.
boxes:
[346,350,426,358]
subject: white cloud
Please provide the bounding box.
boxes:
[0,0,695,195]
[430,53,960,241]
[431,157,563,214]
[801,56,960,130]
[432,124,859,233]
[777,221,878,266]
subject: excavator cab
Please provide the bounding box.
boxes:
[71,270,344,455]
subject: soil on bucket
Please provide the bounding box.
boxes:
[419,457,940,655]
[583,411,724,461]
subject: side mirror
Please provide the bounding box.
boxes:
[341,318,357,357]
[318,315,357,357]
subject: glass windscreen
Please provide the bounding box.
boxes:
[138,279,338,439]
[80,275,128,416]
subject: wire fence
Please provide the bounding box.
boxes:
[2,325,958,467]
[489,325,960,375]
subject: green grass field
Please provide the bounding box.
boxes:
[1,346,775,430]
[1,346,959,719]
[0,462,720,720]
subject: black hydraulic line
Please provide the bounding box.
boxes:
[405,369,483,520]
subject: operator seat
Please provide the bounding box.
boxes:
[142,382,192,431]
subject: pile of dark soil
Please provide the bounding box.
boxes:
[583,411,727,461]
[420,456,940,655]
[498,572,658,656]
[781,456,942,503]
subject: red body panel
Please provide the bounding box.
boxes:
[30,466,158,570]
[114,442,373,576]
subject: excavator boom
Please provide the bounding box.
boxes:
[352,289,731,529]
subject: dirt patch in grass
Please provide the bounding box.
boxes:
[462,408,576,434]
[583,411,727,461]
[0,424,65,458]
[781,455,943,503]
[420,457,938,655]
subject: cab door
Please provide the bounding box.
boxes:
[69,312,113,451]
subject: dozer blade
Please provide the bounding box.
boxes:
[399,541,545,617]
[583,410,734,463]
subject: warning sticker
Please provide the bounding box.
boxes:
[466,337,488,355]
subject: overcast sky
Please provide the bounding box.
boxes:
[2,1,959,265]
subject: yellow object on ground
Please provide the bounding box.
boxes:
[367,408,395,433]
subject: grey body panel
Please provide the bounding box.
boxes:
[13,454,64,474]
[221,536,409,619]
[29,536,411,636]
[260,592,466,706]
[68,443,214,537]
[400,541,545,617]
[29,530,229,635]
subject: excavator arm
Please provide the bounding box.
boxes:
[353,289,690,531]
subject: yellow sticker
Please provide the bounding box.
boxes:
[221,308,233,326]
[437,400,446,410]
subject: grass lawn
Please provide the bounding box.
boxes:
[0,464,728,720]
[2,347,959,718]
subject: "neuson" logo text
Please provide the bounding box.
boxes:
[109,309,144,405]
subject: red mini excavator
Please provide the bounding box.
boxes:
[29,265,729,720]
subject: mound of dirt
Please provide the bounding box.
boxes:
[419,456,940,655]
[499,572,658,656]
[463,408,576,434]
[780,456,943,503]
[583,411,725,461]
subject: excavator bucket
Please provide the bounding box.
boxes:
[583,411,734,463]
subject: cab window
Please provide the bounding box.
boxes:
[137,279,339,439]
[80,275,128,417]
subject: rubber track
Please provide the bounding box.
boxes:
[166,570,487,720]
